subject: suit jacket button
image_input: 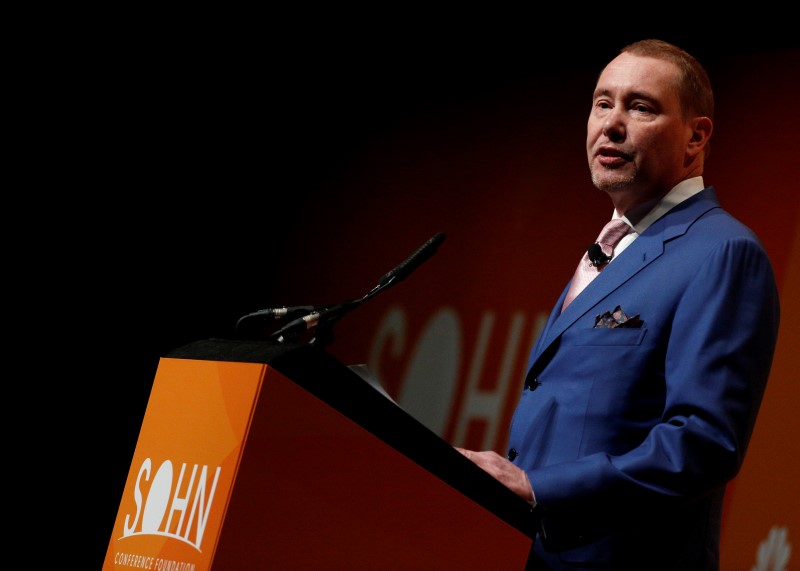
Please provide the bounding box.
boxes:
[507,448,518,461]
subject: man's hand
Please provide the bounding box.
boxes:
[455,447,534,503]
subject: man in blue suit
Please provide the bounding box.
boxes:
[456,39,780,570]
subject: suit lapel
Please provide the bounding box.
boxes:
[528,188,721,369]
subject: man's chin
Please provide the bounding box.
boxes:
[591,172,635,192]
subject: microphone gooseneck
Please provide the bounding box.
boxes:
[268,232,447,344]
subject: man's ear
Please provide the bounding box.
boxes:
[688,116,713,157]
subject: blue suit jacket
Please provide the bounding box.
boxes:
[510,187,780,570]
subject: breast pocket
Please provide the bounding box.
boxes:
[571,327,648,346]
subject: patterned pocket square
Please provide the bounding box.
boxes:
[594,305,643,329]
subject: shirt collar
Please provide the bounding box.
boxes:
[614,176,706,234]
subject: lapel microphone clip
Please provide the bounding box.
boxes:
[587,243,612,267]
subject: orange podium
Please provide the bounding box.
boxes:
[104,338,537,570]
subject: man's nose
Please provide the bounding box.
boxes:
[603,110,625,142]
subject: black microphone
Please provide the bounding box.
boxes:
[235,305,316,331]
[270,232,447,344]
[245,305,316,320]
[587,243,612,267]
[377,232,446,289]
[270,302,351,342]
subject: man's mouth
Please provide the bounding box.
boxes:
[596,147,630,168]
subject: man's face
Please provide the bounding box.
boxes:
[586,52,697,212]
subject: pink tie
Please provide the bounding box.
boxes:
[561,218,631,312]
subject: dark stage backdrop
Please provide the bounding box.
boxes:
[93,31,799,570]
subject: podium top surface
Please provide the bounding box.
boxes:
[167,337,304,363]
